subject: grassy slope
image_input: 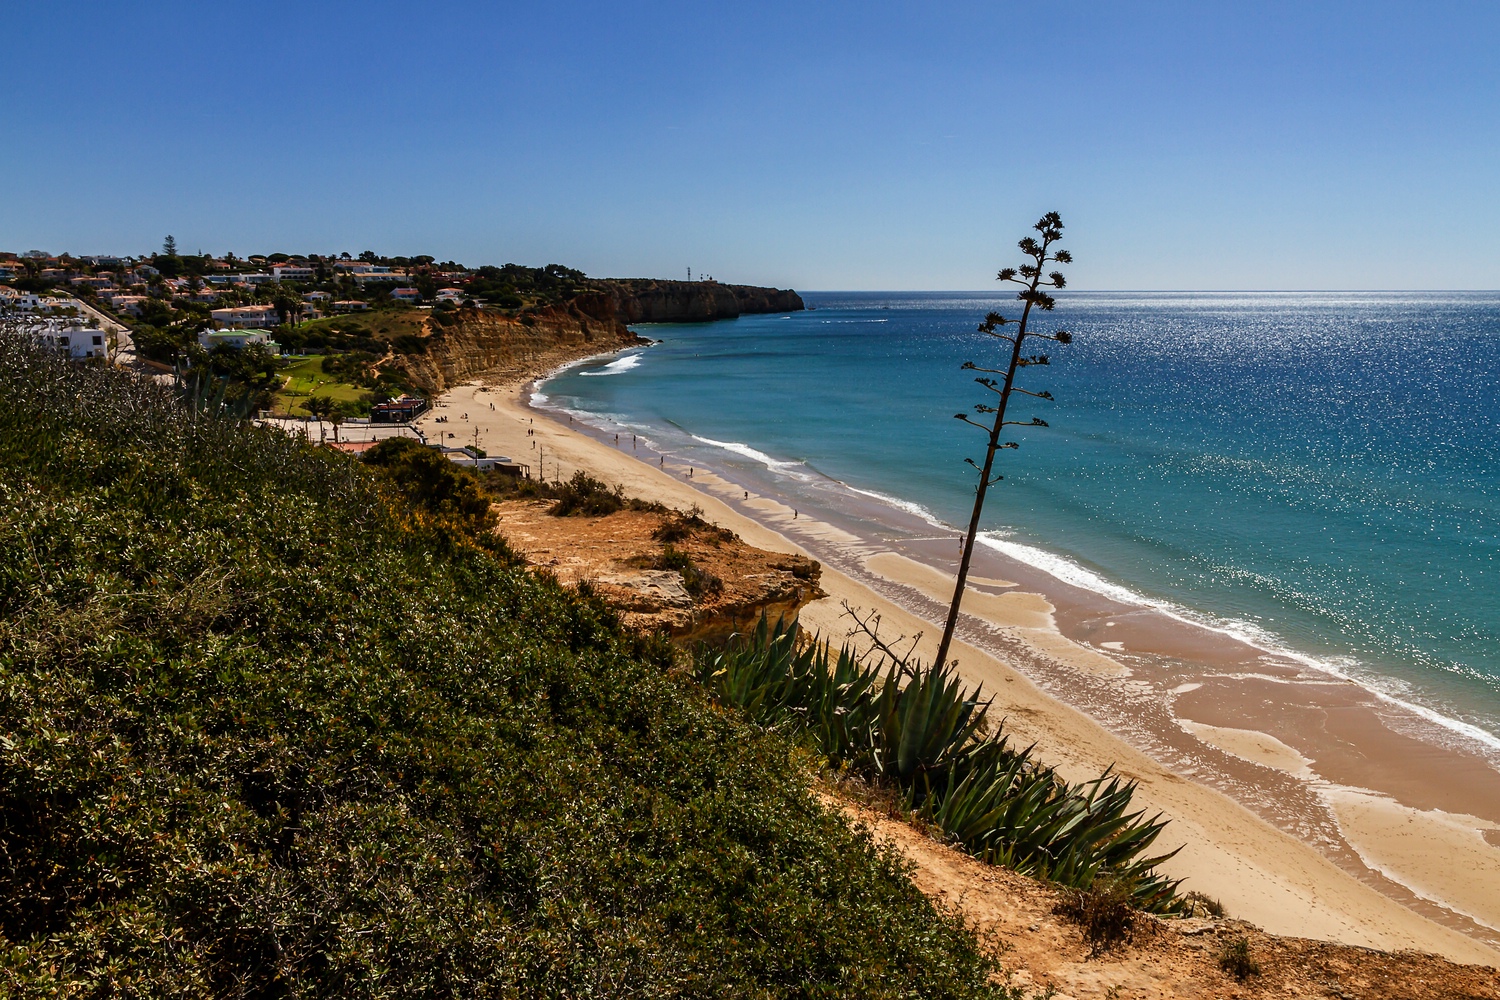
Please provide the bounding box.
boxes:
[295,308,428,342]
[0,344,1004,998]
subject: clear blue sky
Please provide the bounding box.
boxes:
[5,2,1497,289]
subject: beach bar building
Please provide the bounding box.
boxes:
[371,395,429,423]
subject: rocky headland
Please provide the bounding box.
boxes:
[602,279,805,323]
[396,279,802,394]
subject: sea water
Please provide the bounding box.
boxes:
[538,291,1500,745]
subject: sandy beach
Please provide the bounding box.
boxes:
[415,361,1500,966]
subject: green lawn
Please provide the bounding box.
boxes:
[274,355,369,416]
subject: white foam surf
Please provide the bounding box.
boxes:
[974,532,1500,757]
[689,435,809,476]
[841,484,948,530]
[579,353,644,376]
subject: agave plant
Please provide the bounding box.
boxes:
[870,659,991,788]
[697,616,882,761]
[698,616,1184,912]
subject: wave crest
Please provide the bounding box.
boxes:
[579,353,644,376]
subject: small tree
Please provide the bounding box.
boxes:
[304,393,337,427]
[272,289,304,327]
[933,212,1074,670]
[163,235,177,257]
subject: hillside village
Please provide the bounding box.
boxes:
[0,241,599,425]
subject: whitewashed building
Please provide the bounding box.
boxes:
[3,318,110,359]
[210,304,280,329]
[198,329,281,354]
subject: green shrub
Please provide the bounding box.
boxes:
[390,333,427,354]
[0,341,1007,997]
[548,470,627,517]
[1054,876,1139,955]
[361,436,504,552]
[1218,936,1261,981]
[660,544,724,600]
[653,506,737,545]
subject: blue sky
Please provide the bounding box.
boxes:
[4,2,1497,289]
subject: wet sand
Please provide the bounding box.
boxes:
[416,369,1500,965]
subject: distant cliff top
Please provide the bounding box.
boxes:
[598,279,804,324]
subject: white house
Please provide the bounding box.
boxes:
[434,287,465,303]
[434,445,513,472]
[6,318,110,359]
[273,265,316,283]
[210,304,280,329]
[52,327,109,359]
[108,295,151,316]
[198,329,281,354]
[0,287,43,312]
[390,287,421,304]
[1,289,82,315]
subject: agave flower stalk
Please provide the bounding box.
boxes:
[933,212,1074,672]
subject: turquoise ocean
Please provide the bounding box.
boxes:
[536,291,1500,750]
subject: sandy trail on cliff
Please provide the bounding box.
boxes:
[832,792,1500,999]
[415,373,1500,967]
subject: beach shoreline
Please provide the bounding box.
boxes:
[414,355,1500,965]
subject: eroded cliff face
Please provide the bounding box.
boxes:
[397,281,803,395]
[396,302,642,395]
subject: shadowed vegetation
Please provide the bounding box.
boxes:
[0,341,1010,997]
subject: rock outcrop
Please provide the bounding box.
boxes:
[492,500,824,647]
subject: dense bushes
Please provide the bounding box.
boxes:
[547,470,629,517]
[361,436,503,549]
[0,341,1007,997]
